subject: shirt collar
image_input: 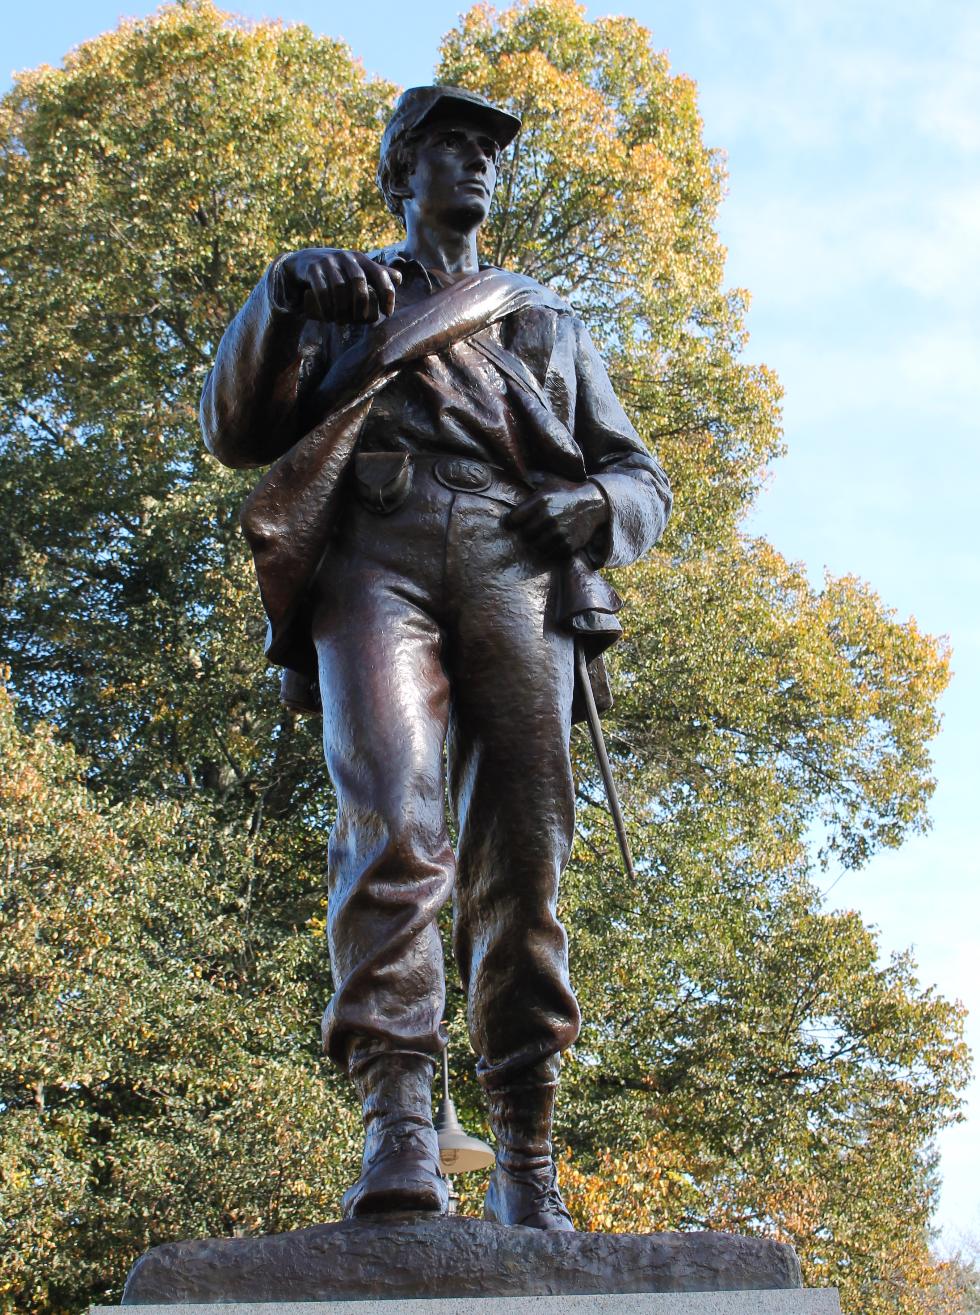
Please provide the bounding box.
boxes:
[381,247,488,291]
[382,249,434,292]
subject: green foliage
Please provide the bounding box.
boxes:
[0,683,360,1312]
[0,3,969,1313]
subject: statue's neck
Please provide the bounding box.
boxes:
[399,220,480,276]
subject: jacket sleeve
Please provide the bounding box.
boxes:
[571,316,672,568]
[199,256,329,469]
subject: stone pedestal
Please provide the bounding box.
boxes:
[118,1215,827,1308]
[98,1296,841,1314]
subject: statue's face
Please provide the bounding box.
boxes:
[402,114,501,230]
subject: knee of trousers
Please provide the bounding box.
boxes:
[321,803,454,1072]
[464,920,581,1079]
[328,799,455,902]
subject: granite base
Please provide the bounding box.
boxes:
[100,1294,842,1314]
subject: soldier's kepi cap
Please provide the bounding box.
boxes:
[380,85,522,158]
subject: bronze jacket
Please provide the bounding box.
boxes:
[200,251,672,708]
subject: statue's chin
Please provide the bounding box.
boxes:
[441,196,492,231]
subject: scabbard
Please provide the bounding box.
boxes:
[574,642,636,881]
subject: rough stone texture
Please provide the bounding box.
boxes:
[102,1294,842,1314]
[121,1216,803,1305]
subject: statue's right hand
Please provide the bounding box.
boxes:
[279,248,403,324]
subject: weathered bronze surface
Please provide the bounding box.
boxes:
[199,84,675,1228]
[122,1217,802,1304]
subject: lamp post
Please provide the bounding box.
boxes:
[433,1046,495,1214]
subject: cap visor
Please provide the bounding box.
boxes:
[415,93,522,150]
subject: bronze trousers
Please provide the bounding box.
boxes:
[312,459,581,1088]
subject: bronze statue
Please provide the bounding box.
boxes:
[200,85,672,1231]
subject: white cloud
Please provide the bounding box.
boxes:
[693,1,980,159]
[700,8,980,328]
[720,181,980,319]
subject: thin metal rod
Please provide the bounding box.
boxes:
[575,643,636,881]
[441,1045,450,1103]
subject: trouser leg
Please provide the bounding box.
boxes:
[445,497,580,1229]
[446,498,581,1084]
[312,535,454,1073]
[311,517,454,1216]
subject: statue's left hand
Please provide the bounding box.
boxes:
[505,482,609,558]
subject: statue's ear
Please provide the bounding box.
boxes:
[388,173,413,205]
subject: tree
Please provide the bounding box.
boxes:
[0,3,969,1313]
[938,1236,980,1315]
[0,680,361,1313]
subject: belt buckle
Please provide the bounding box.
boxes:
[434,456,492,493]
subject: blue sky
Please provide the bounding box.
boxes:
[5,0,978,1246]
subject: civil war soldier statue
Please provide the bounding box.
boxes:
[201,87,672,1231]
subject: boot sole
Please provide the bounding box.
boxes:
[343,1176,448,1219]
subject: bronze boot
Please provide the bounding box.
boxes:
[483,1059,575,1231]
[342,1052,449,1218]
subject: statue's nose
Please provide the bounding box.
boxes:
[465,141,492,172]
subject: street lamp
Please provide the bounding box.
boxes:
[433,1046,495,1214]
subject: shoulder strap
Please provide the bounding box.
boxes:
[309,267,565,417]
[468,332,550,408]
